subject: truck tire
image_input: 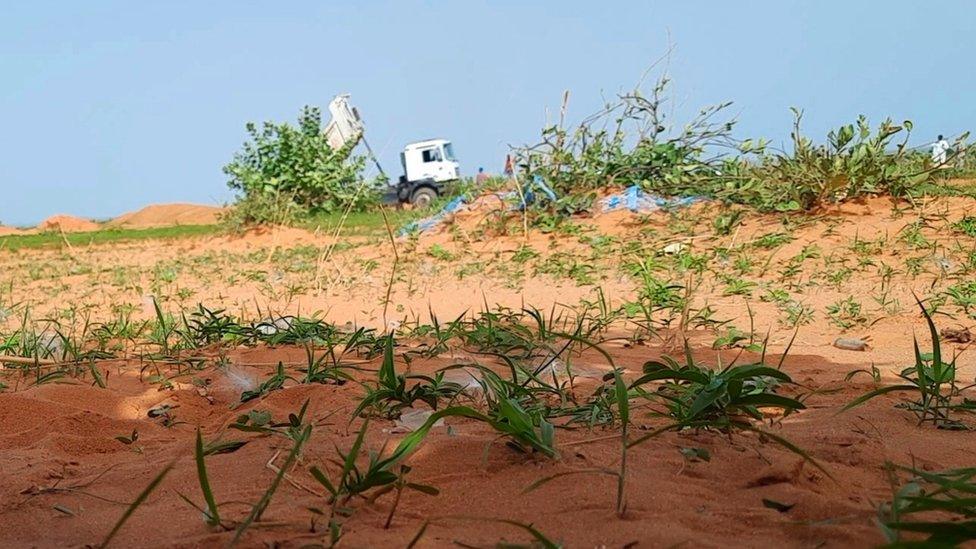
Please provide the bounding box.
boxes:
[410,186,438,208]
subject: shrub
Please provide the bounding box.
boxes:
[512,71,944,214]
[513,77,734,199]
[223,106,376,225]
[720,110,930,211]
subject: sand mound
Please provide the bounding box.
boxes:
[109,203,224,228]
[37,215,100,233]
[0,226,26,236]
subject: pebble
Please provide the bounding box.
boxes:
[833,337,868,351]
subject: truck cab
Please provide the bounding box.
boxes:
[396,139,460,207]
[323,94,460,208]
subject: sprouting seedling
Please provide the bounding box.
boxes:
[114,429,139,445]
[176,430,240,530]
[623,340,829,477]
[311,418,440,528]
[432,516,562,549]
[352,334,462,419]
[308,410,459,535]
[613,368,628,517]
[524,369,627,516]
[149,297,173,356]
[300,327,362,385]
[88,361,107,388]
[194,428,221,528]
[441,362,560,457]
[177,304,246,348]
[230,401,311,442]
[842,295,975,428]
[237,361,294,405]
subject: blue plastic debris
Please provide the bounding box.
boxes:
[399,196,467,235]
[601,185,702,213]
[516,175,559,210]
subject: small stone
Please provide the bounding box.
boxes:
[662,242,686,255]
[392,409,444,433]
[833,337,868,351]
[254,316,298,335]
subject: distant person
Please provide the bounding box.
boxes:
[475,167,489,185]
[932,134,950,166]
[503,154,514,178]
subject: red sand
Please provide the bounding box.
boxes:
[2,194,976,547]
[0,341,972,547]
[109,203,224,228]
[37,214,100,233]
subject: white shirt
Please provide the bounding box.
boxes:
[932,139,950,162]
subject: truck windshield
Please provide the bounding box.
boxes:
[442,143,456,161]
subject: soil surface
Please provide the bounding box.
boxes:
[1,194,975,548]
[109,203,224,228]
[37,214,101,233]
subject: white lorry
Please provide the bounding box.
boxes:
[324,94,460,207]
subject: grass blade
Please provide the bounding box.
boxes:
[102,460,176,547]
[195,428,221,527]
[230,424,312,547]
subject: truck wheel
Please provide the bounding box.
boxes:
[410,187,437,208]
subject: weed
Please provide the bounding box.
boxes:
[713,209,745,236]
[190,429,222,528]
[826,296,867,330]
[353,335,462,419]
[722,276,757,297]
[952,215,976,237]
[238,362,293,404]
[844,297,976,428]
[780,300,814,327]
[427,244,456,261]
[753,232,794,249]
[712,326,761,352]
[877,462,976,546]
[943,281,976,317]
[630,345,804,426]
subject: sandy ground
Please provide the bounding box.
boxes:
[0,203,223,234]
[109,203,224,228]
[37,214,101,233]
[1,194,975,547]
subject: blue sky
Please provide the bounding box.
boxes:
[1,1,973,226]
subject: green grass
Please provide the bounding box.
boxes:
[0,224,221,251]
[301,204,447,237]
[1,189,465,253]
[0,207,434,250]
[912,178,976,199]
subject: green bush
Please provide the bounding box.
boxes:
[716,110,930,211]
[514,77,731,198]
[513,73,950,214]
[223,106,376,225]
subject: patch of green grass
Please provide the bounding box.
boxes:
[826,296,867,330]
[952,215,976,237]
[911,179,976,199]
[302,209,430,237]
[878,463,976,546]
[752,232,794,250]
[0,225,220,251]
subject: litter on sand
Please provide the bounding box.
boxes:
[399,196,467,235]
[401,183,702,236]
[601,185,703,213]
